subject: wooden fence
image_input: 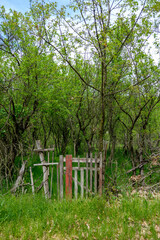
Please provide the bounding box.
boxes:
[59,154,103,199]
[31,141,103,199]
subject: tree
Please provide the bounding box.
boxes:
[0,7,54,178]
[29,0,159,186]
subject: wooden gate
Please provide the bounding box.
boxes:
[31,141,103,199]
[59,154,103,199]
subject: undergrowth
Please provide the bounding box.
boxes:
[0,193,160,240]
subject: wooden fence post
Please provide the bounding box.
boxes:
[66,155,72,200]
[81,169,84,198]
[57,164,59,199]
[86,153,88,198]
[36,140,49,198]
[59,155,64,200]
[74,170,78,199]
[99,152,103,195]
[50,151,54,198]
[94,153,97,194]
[90,153,93,192]
[30,167,35,195]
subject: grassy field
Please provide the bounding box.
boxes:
[0,193,160,240]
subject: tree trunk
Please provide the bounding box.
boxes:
[98,60,106,190]
[108,97,116,166]
[128,130,136,172]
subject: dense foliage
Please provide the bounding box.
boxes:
[0,0,160,190]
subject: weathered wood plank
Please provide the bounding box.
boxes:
[47,151,50,177]
[86,153,88,198]
[59,155,64,200]
[29,167,34,195]
[90,153,93,192]
[63,158,100,163]
[81,169,84,198]
[78,156,80,169]
[33,148,55,152]
[99,152,103,195]
[36,140,49,198]
[74,170,78,199]
[34,163,58,166]
[63,167,100,171]
[65,155,72,200]
[50,151,54,198]
[94,153,97,194]
[57,164,59,200]
[11,161,27,193]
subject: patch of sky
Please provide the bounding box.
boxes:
[0,0,71,13]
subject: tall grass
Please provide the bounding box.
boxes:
[0,194,160,239]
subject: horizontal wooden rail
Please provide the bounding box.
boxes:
[63,157,100,163]
[33,148,55,152]
[34,163,59,166]
[63,167,100,171]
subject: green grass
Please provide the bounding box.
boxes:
[0,194,160,239]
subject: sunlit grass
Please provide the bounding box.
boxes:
[0,193,160,239]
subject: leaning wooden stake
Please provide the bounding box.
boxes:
[11,161,27,193]
[30,167,35,194]
[36,140,49,198]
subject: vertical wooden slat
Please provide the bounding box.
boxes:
[94,153,97,194]
[74,170,78,199]
[47,151,50,176]
[59,155,64,200]
[36,140,49,198]
[78,156,80,169]
[81,169,84,198]
[29,167,34,195]
[99,152,103,195]
[65,155,72,199]
[103,141,108,187]
[57,163,59,200]
[50,151,54,198]
[86,153,88,197]
[90,153,93,193]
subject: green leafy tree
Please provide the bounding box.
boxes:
[29,0,159,184]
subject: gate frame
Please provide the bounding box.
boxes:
[60,154,103,199]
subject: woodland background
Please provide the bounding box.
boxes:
[0,0,160,193]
